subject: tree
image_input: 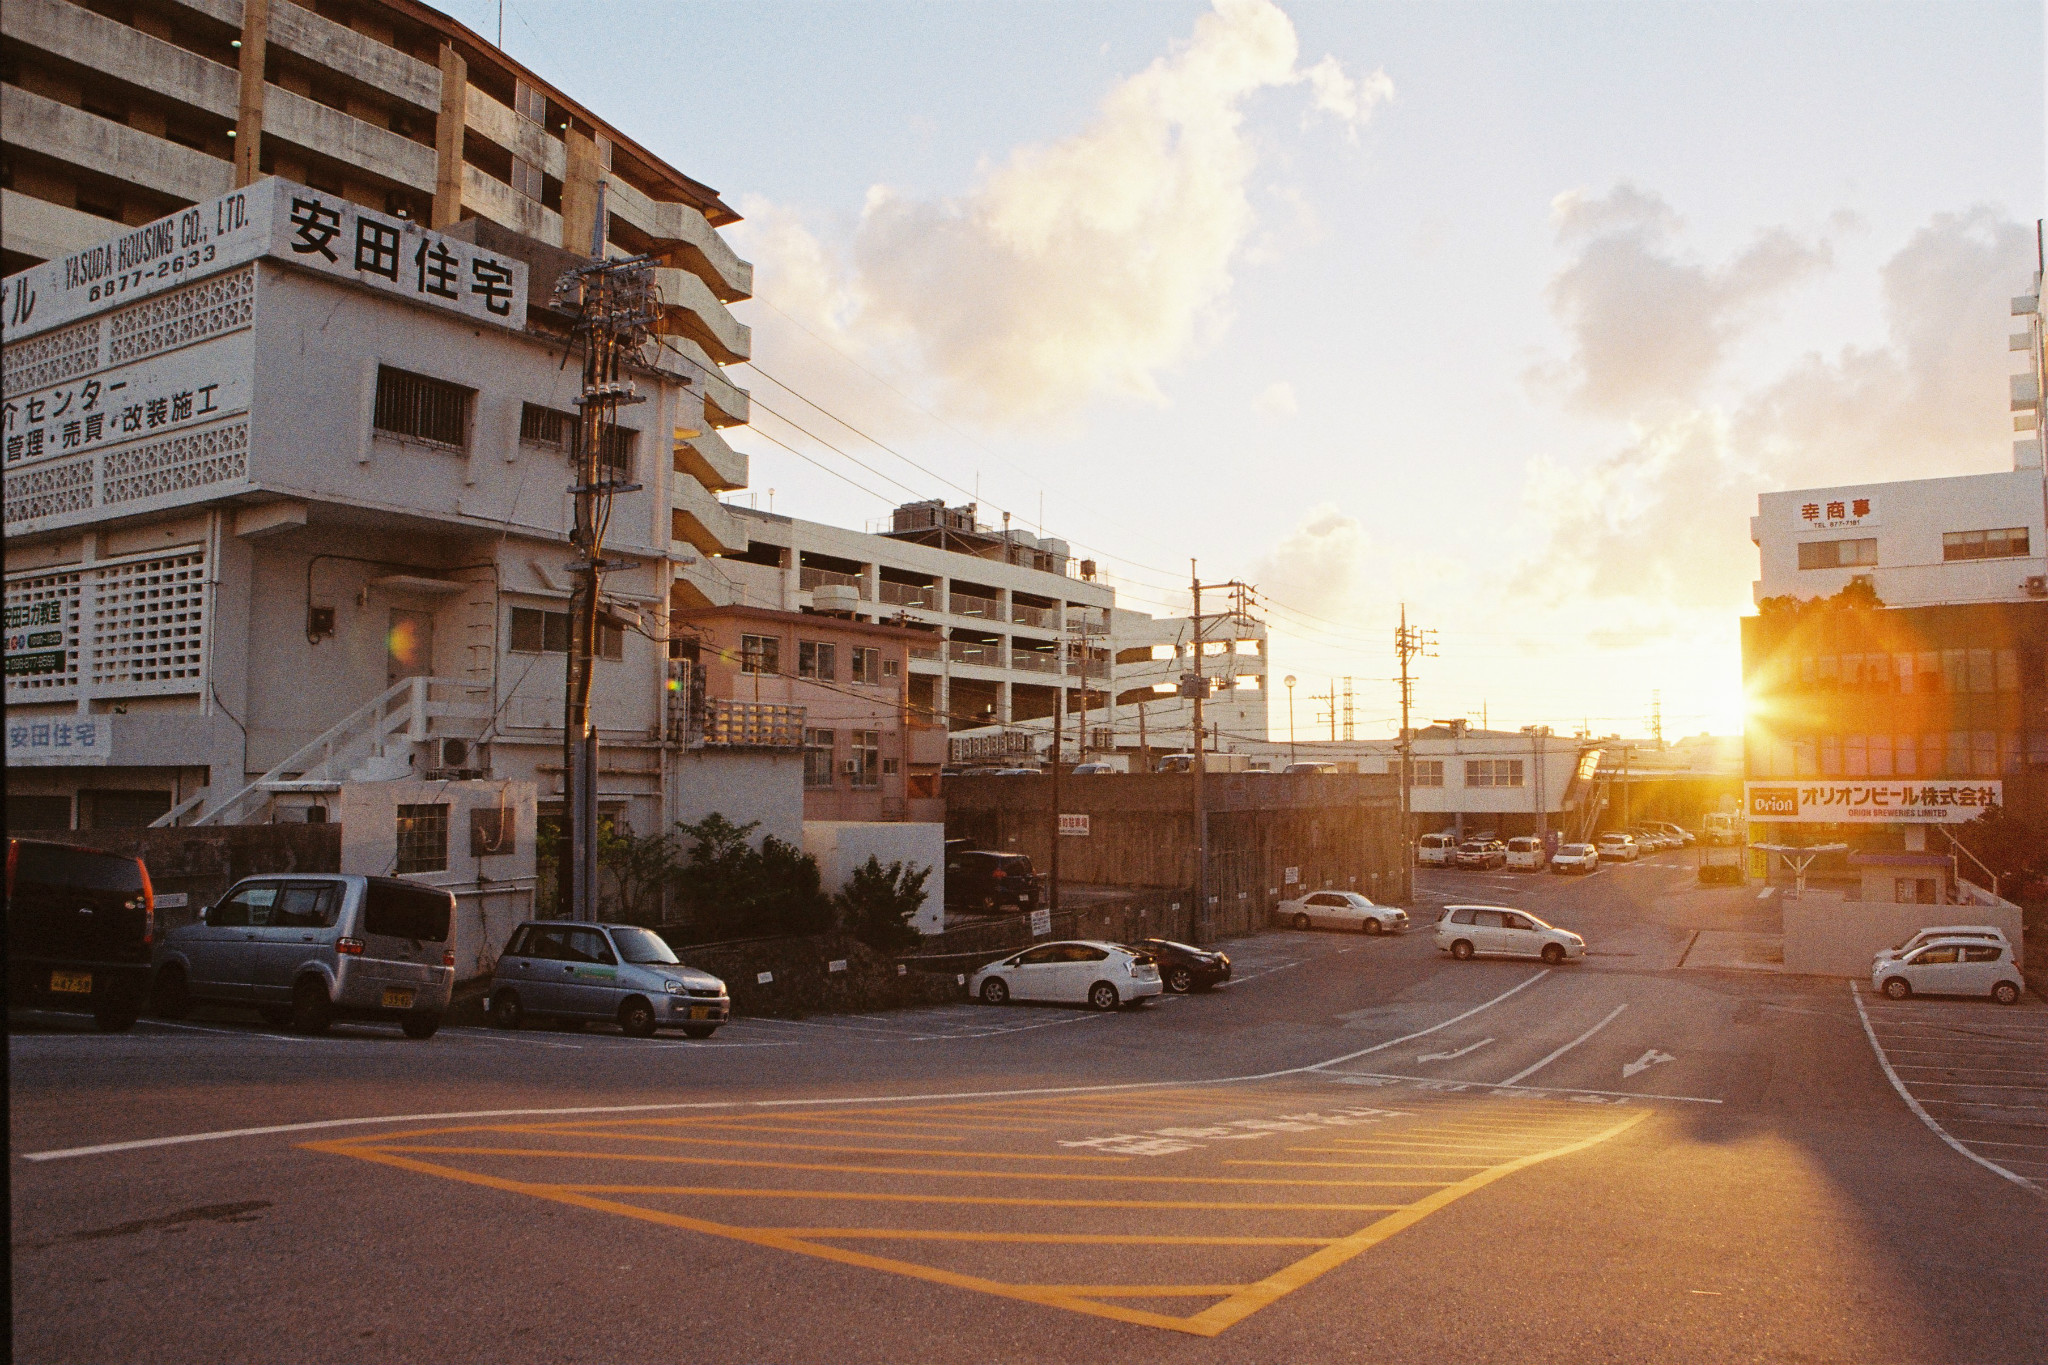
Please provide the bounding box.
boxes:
[669,814,832,940]
[597,821,681,925]
[1948,803,2047,889]
[833,855,930,952]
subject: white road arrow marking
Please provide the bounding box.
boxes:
[1623,1049,1675,1079]
[1418,1038,1494,1064]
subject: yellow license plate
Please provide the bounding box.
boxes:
[690,1006,711,1020]
[381,988,415,1009]
[50,970,92,994]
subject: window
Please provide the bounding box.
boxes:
[850,646,882,684]
[394,803,450,874]
[740,634,780,675]
[1797,538,1877,570]
[851,730,881,788]
[562,927,616,965]
[882,756,899,775]
[1464,759,1524,787]
[363,880,452,941]
[509,607,620,659]
[804,728,836,788]
[1962,945,2004,963]
[1409,759,1444,787]
[1942,527,2030,561]
[512,155,544,201]
[882,658,900,680]
[519,403,573,453]
[212,884,278,928]
[1910,945,1959,965]
[1472,910,1505,929]
[277,883,342,928]
[373,366,471,450]
[798,640,837,681]
[1449,908,1476,925]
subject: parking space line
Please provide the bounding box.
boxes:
[1850,982,2043,1197]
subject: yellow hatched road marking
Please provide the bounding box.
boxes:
[521,1130,1132,1161]
[762,1229,1341,1246]
[307,1096,1649,1336]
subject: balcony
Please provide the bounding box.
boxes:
[1011,649,1062,674]
[1011,602,1058,630]
[800,566,869,599]
[948,640,1005,667]
[908,643,941,662]
[879,580,938,609]
[949,590,1000,620]
[699,699,805,749]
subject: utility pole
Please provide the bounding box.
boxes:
[1649,690,1663,748]
[1184,565,1251,939]
[1342,676,1355,741]
[553,192,657,922]
[1049,679,1062,914]
[1395,604,1438,889]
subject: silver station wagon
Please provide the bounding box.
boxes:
[152,874,456,1037]
[487,921,730,1038]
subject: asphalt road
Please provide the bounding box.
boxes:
[10,853,2047,1364]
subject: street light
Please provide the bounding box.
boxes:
[1284,675,1298,766]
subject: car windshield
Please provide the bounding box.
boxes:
[608,926,681,964]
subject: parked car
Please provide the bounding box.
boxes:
[1647,821,1696,847]
[987,768,1041,777]
[969,940,1162,1010]
[7,838,155,1032]
[1874,925,2011,967]
[1873,937,2024,1005]
[489,921,729,1037]
[1282,762,1341,775]
[1550,843,1600,874]
[1631,827,1674,852]
[152,874,455,1037]
[1597,833,1640,862]
[1454,840,1507,870]
[945,850,1042,911]
[1070,762,1121,775]
[1435,905,1586,964]
[1417,833,1457,867]
[1128,938,1232,993]
[1505,837,1549,871]
[1276,889,1409,934]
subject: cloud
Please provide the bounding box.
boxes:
[1537,183,1831,416]
[1252,502,1372,619]
[1255,379,1299,416]
[734,0,1390,425]
[1523,201,2030,615]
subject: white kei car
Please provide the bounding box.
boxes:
[1435,905,1586,964]
[1276,890,1410,935]
[969,940,1162,1011]
[1873,925,2010,968]
[1873,937,2025,1005]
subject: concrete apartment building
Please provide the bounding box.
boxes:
[1738,272,2048,847]
[699,502,1270,767]
[3,0,767,858]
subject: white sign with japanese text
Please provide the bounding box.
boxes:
[1794,494,1879,532]
[1745,780,2000,823]
[2,178,527,343]
[1029,908,1052,937]
[1058,813,1090,836]
[4,715,111,765]
[5,333,251,470]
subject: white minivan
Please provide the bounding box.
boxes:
[1505,837,1548,871]
[1418,833,1456,867]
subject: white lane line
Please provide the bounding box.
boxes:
[1499,1004,1629,1087]
[1417,1038,1494,1064]
[1322,1070,1722,1104]
[138,1020,318,1045]
[1851,982,2043,1198]
[21,970,1561,1163]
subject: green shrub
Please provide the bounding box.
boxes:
[833,855,930,952]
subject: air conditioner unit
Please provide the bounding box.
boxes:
[437,737,471,769]
[2025,576,2048,597]
[842,759,858,774]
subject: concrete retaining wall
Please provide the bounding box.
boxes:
[1784,895,2025,976]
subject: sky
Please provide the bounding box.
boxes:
[443,0,2043,743]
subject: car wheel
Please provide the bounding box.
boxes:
[150,966,192,1020]
[1450,939,1475,961]
[1166,967,1194,994]
[682,1023,719,1039]
[619,998,658,1039]
[1541,943,1566,965]
[491,989,524,1029]
[1363,918,1383,936]
[401,1011,441,1040]
[1881,977,1911,1001]
[1088,982,1121,1012]
[980,978,1010,1006]
[1992,981,2020,1006]
[290,977,333,1035]
[1293,913,1311,931]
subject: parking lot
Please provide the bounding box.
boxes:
[11,852,2046,1364]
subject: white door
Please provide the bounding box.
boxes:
[1468,910,1508,955]
[1005,945,1065,1001]
[1956,945,2005,996]
[1496,912,1542,958]
[1904,944,1963,994]
[1058,945,1112,1002]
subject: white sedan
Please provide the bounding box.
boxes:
[1596,833,1639,862]
[1277,890,1410,935]
[1435,905,1586,964]
[970,940,1162,1011]
[1873,938,2024,1005]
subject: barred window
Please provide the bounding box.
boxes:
[517,405,632,479]
[519,403,573,452]
[395,803,450,874]
[741,634,780,675]
[1408,759,1444,788]
[804,728,836,788]
[373,367,471,449]
[509,606,621,659]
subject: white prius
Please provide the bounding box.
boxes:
[969,940,1163,1011]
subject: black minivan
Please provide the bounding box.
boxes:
[6,838,156,1031]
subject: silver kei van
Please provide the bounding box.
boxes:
[152,875,456,1037]
[487,921,730,1038]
